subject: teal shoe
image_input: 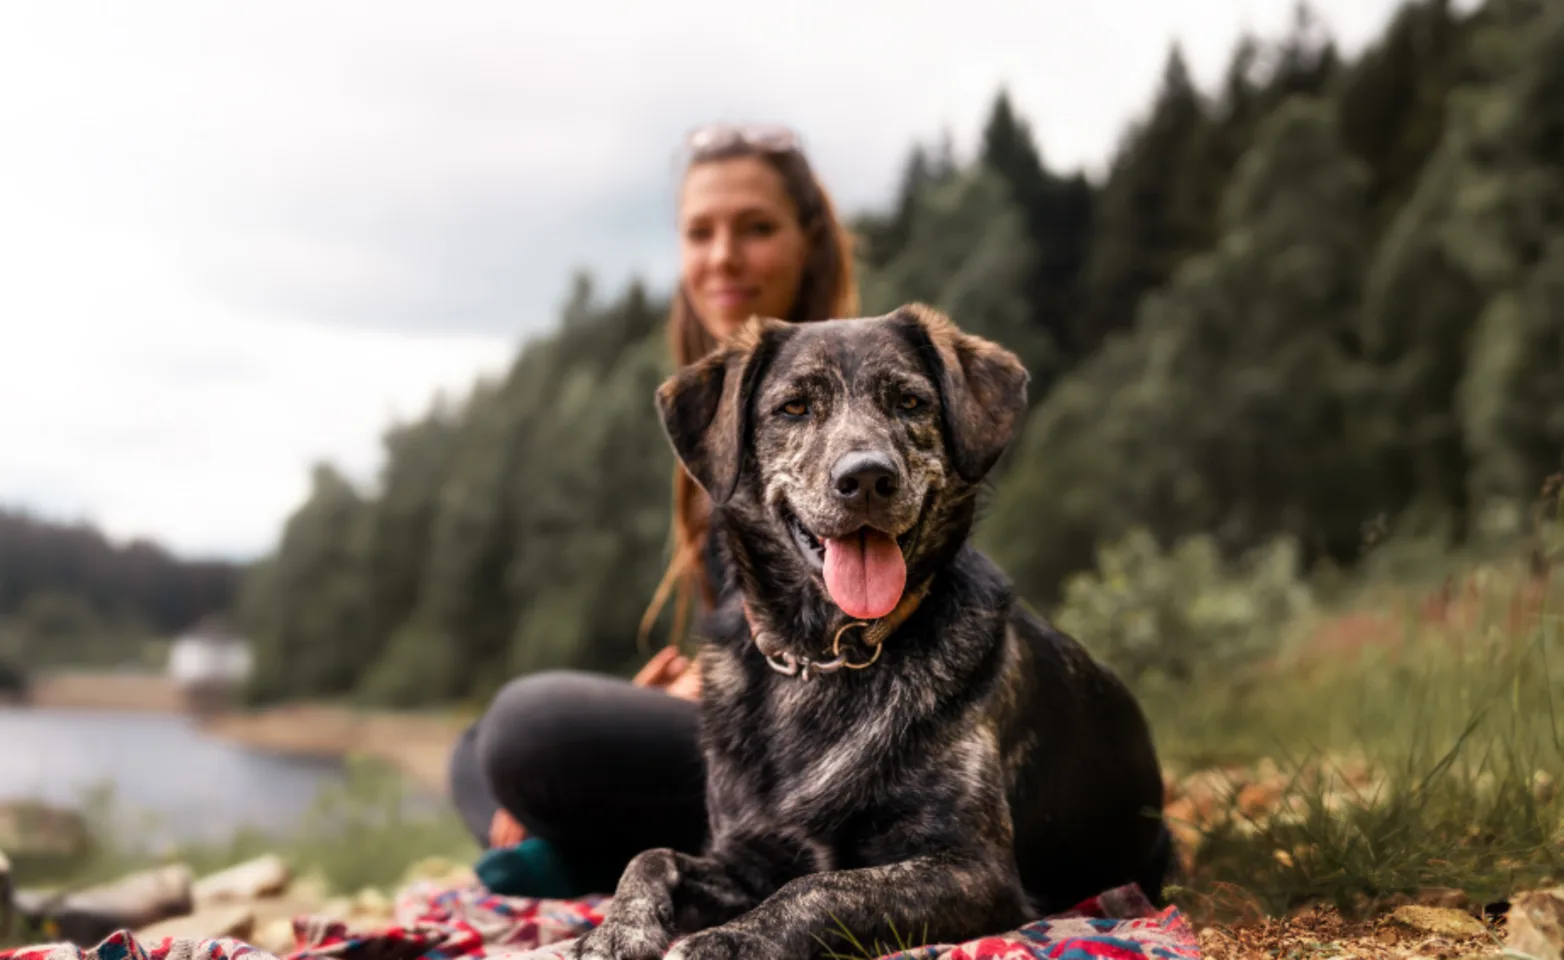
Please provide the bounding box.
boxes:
[474,836,583,899]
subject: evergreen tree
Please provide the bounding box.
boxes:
[862,165,1056,392]
[241,464,374,701]
[1336,0,1470,234]
[1076,44,1211,353]
[1457,1,1564,510]
[1361,0,1560,539]
[979,89,1095,359]
[984,98,1379,600]
[856,146,930,270]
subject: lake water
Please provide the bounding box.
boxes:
[0,707,368,849]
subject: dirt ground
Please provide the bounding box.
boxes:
[23,672,188,714]
[199,705,469,794]
[1194,898,1533,960]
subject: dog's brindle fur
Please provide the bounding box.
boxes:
[569,304,1169,960]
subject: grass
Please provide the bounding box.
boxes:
[1146,543,1564,925]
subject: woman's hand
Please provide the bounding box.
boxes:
[633,644,702,702]
[664,661,702,701]
[489,808,526,848]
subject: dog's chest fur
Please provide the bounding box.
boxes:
[694,551,1018,875]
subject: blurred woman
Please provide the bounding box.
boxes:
[446,123,859,897]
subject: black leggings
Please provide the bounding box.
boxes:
[447,670,710,895]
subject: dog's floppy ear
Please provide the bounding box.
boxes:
[898,302,1030,483]
[655,317,785,504]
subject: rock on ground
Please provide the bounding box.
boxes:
[1506,887,1564,960]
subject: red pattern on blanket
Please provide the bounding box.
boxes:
[0,881,1200,960]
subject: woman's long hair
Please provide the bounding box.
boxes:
[640,130,860,646]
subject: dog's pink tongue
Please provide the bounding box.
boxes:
[822,529,907,621]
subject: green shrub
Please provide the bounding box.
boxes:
[1052,528,1314,685]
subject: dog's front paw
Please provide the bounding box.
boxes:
[568,918,670,960]
[665,926,780,960]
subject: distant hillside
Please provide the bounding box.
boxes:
[0,507,245,669]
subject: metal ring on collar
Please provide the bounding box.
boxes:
[831,621,883,670]
[764,651,801,676]
[765,649,858,679]
[761,620,885,678]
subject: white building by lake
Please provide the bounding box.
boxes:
[166,616,252,714]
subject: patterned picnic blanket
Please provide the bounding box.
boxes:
[0,880,1200,960]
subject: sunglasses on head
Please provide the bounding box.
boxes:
[686,123,803,157]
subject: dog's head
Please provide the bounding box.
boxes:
[656,303,1029,623]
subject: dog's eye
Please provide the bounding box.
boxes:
[898,393,923,411]
[779,399,810,419]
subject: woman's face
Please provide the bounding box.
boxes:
[678,155,810,341]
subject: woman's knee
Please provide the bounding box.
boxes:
[475,669,646,813]
[477,667,703,814]
[477,671,594,774]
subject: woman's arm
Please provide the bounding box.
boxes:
[634,644,702,702]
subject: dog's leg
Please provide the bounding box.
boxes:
[664,856,1028,960]
[568,845,778,960]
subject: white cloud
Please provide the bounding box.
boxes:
[0,0,1425,559]
[0,213,511,558]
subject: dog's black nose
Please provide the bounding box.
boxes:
[832,451,900,504]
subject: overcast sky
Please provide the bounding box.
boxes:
[1,0,1425,561]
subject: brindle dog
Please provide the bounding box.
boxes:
[568,304,1170,960]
